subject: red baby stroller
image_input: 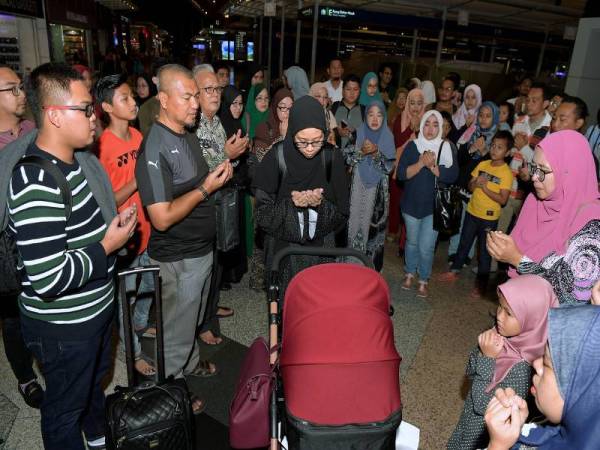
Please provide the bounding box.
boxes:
[269,247,403,450]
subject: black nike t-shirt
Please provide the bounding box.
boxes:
[136,121,215,261]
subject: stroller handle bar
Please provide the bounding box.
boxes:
[270,246,373,273]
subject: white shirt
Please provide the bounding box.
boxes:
[325,80,343,103]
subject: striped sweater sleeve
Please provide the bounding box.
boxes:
[8,165,108,299]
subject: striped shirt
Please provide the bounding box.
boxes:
[8,145,115,339]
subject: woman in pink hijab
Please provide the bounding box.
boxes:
[487,130,600,305]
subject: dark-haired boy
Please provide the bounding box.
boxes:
[96,74,155,376]
[440,131,514,296]
[3,63,135,450]
[331,74,364,149]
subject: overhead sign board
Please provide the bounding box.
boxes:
[298,7,440,30]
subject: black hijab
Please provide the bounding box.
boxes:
[254,96,349,215]
[219,85,244,138]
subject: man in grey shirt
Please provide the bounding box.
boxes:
[135,64,232,414]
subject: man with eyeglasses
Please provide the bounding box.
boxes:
[135,65,232,414]
[0,65,43,412]
[1,63,136,450]
[193,69,248,347]
[433,76,457,115]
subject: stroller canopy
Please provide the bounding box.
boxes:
[280,263,401,425]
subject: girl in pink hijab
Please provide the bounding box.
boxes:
[447,275,558,450]
[487,130,600,305]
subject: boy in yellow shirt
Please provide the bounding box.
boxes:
[440,130,514,296]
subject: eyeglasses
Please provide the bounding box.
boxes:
[44,103,95,118]
[255,96,269,102]
[529,163,553,182]
[231,101,243,107]
[0,83,24,97]
[277,105,291,112]
[201,86,223,95]
[294,140,324,150]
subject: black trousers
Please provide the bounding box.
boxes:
[198,250,223,336]
[1,294,36,384]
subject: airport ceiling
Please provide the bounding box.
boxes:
[221,0,587,34]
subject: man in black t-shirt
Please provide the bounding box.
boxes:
[136,64,232,414]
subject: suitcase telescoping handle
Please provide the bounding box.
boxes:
[118,266,165,385]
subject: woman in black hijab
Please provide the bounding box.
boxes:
[219,85,245,138]
[253,95,349,292]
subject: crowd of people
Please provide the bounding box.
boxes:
[0,53,598,450]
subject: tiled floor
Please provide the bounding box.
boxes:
[0,240,500,449]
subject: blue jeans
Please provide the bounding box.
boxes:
[448,200,476,259]
[22,322,112,450]
[451,212,498,281]
[117,251,153,357]
[402,213,438,281]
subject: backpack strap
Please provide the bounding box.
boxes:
[15,155,72,219]
[276,142,287,193]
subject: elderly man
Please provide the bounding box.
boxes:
[193,69,248,345]
[135,64,232,414]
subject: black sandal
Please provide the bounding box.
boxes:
[18,380,44,409]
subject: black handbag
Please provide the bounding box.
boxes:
[105,267,195,450]
[215,186,240,252]
[433,141,463,235]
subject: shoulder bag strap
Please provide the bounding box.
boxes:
[16,155,72,219]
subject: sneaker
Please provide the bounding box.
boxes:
[18,380,44,409]
[86,436,106,450]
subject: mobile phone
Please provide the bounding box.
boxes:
[340,119,348,129]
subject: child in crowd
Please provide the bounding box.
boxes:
[498,102,514,132]
[447,275,558,450]
[485,303,600,450]
[96,74,155,376]
[440,130,513,296]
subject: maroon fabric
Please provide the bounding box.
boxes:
[229,337,272,448]
[280,263,401,424]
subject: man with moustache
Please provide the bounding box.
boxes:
[135,64,232,414]
[193,70,248,346]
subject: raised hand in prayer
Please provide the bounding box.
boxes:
[478,328,504,358]
[361,139,378,155]
[485,388,528,450]
[487,231,523,268]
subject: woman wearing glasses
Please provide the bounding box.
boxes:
[487,130,600,305]
[309,82,337,145]
[254,87,293,161]
[253,96,349,293]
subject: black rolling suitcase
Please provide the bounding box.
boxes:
[106,266,195,450]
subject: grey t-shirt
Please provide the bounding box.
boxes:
[136,121,215,261]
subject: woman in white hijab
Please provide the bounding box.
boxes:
[396,110,458,297]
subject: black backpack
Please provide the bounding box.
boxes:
[0,156,72,296]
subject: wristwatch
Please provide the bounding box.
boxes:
[198,185,209,200]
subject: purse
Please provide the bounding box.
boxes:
[229,337,274,449]
[214,186,240,252]
[433,141,463,235]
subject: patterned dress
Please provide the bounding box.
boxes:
[447,346,531,450]
[517,220,600,305]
